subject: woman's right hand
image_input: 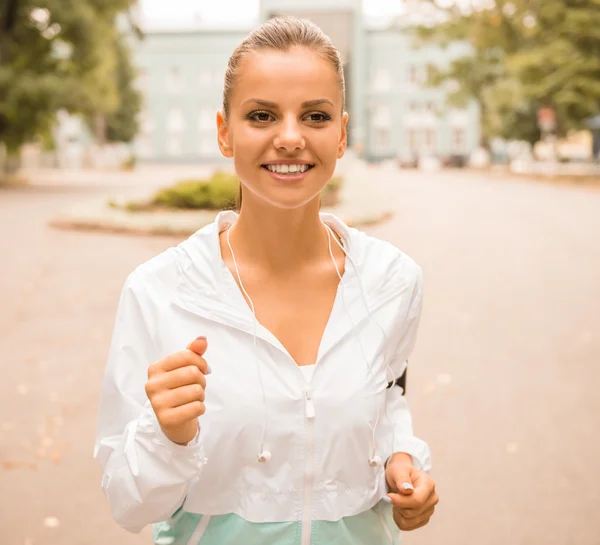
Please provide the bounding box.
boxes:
[145,337,210,445]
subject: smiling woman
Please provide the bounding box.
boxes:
[95,16,437,545]
[218,18,347,211]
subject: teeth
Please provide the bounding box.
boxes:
[266,164,310,174]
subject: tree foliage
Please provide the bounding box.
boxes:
[417,0,600,145]
[0,0,141,153]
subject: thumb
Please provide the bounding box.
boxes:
[187,336,208,357]
[393,467,415,496]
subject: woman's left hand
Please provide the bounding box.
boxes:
[385,454,439,531]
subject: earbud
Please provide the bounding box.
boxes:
[368,455,382,467]
[257,450,272,463]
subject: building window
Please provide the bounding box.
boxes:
[373,104,391,129]
[408,129,420,155]
[376,128,391,152]
[373,67,392,92]
[199,135,218,156]
[167,136,183,156]
[453,128,466,154]
[213,67,225,86]
[167,108,185,133]
[167,67,183,94]
[408,65,427,84]
[135,136,153,159]
[199,69,212,87]
[197,108,214,131]
[425,128,436,151]
[409,65,419,84]
[136,69,149,93]
[140,110,155,135]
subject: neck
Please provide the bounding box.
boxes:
[229,196,332,274]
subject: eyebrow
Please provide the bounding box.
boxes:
[243,98,335,108]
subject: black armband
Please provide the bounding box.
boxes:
[386,365,407,395]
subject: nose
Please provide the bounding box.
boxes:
[273,114,305,152]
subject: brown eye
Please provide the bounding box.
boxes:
[248,110,273,123]
[304,112,332,123]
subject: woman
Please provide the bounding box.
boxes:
[95,16,438,545]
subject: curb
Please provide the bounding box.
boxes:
[49,201,395,238]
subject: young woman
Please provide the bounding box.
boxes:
[95,16,438,545]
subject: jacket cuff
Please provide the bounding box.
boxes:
[391,435,432,472]
[138,401,207,466]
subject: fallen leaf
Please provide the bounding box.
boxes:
[2,460,23,470]
[17,384,29,395]
[43,516,60,529]
[50,450,62,464]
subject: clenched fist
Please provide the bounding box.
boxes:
[145,337,210,445]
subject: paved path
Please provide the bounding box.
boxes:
[1,169,599,545]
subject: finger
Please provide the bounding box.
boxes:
[161,401,205,427]
[154,365,207,391]
[392,503,436,522]
[386,492,421,510]
[393,510,432,531]
[158,383,205,408]
[187,337,208,357]
[159,350,210,375]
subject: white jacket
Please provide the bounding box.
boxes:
[94,211,431,535]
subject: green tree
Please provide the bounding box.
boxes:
[0,0,140,161]
[417,0,600,145]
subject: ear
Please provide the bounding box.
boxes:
[217,110,233,158]
[338,112,349,159]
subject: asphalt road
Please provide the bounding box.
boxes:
[1,169,599,545]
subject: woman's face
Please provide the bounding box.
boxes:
[217,46,348,210]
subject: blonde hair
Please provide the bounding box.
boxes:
[222,16,346,120]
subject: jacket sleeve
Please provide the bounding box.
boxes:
[385,265,432,472]
[93,273,207,533]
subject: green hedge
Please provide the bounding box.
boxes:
[152,171,239,210]
[120,171,344,211]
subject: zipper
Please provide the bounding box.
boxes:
[301,391,314,545]
[304,386,315,419]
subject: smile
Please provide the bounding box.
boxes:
[262,164,314,174]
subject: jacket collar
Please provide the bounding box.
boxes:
[173,211,395,362]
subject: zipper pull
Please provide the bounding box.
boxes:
[304,387,315,419]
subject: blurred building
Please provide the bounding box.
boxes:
[133,0,480,164]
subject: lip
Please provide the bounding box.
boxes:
[261,159,314,166]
